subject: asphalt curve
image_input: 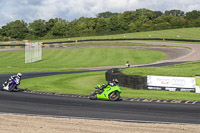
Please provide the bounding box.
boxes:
[1,41,200,124]
[0,91,200,124]
[0,70,200,124]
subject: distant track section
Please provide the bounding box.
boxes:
[42,38,200,44]
[1,38,200,46]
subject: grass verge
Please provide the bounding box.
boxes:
[122,60,200,77]
[0,46,166,73]
[20,71,200,101]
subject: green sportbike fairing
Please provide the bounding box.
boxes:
[89,83,121,101]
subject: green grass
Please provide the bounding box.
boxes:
[62,42,192,49]
[122,60,200,77]
[30,27,200,43]
[20,71,200,101]
[0,46,166,73]
[21,71,106,94]
[196,77,200,86]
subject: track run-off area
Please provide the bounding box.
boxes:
[0,41,200,132]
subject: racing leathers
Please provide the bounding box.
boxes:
[3,75,21,87]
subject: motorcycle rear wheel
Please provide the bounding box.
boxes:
[89,90,97,100]
[109,91,120,101]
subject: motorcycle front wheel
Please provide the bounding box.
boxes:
[8,84,16,92]
[109,91,120,101]
[89,90,97,100]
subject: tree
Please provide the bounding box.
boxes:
[46,18,59,32]
[107,15,121,33]
[0,8,200,40]
[186,10,200,20]
[77,17,97,36]
[66,20,81,37]
[97,11,119,18]
[29,19,47,38]
[85,18,97,36]
[136,9,155,23]
[118,14,129,31]
[155,22,171,30]
[153,11,163,19]
[193,17,200,27]
[121,11,137,23]
[165,10,184,16]
[128,22,136,32]
[153,16,172,30]
[170,16,187,28]
[1,20,28,40]
[95,17,108,35]
[50,20,68,37]
[141,21,153,31]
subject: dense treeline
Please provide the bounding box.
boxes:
[0,8,200,41]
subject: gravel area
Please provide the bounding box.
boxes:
[1,114,200,133]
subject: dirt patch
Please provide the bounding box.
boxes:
[0,114,199,133]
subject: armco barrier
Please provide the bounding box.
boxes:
[105,68,147,90]
[0,45,64,49]
[42,38,200,44]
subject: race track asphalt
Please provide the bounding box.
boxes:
[0,69,200,124]
[1,41,200,124]
[0,90,200,124]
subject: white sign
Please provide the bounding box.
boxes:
[196,86,200,93]
[147,75,196,89]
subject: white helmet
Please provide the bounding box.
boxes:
[17,73,22,77]
[113,78,119,83]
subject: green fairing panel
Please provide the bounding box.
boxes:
[97,85,121,100]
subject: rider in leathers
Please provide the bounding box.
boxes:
[3,73,22,88]
[98,78,119,90]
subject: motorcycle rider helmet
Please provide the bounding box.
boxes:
[112,78,119,84]
[17,73,22,77]
[109,82,114,86]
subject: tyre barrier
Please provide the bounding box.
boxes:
[0,46,24,49]
[42,38,200,44]
[105,68,147,90]
[0,44,65,49]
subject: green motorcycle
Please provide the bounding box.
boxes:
[89,82,121,101]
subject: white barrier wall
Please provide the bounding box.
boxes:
[147,75,196,92]
[25,42,42,63]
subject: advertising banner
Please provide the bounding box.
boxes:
[147,75,196,92]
